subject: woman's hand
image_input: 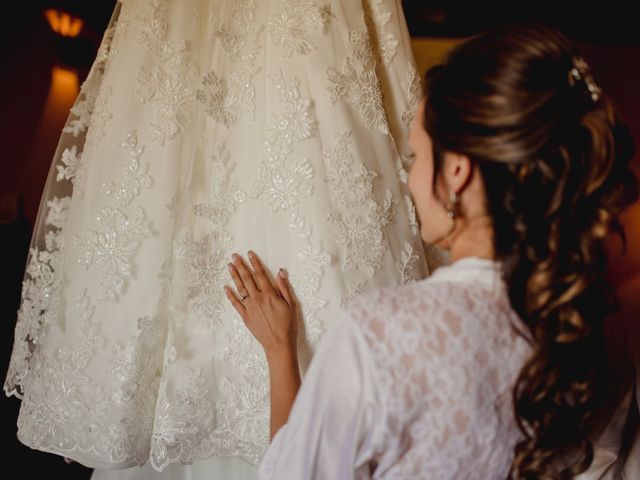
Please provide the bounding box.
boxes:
[225,251,302,438]
[224,251,300,360]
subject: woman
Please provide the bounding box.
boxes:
[6,1,433,479]
[225,25,640,478]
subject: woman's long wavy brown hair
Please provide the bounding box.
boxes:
[422,25,639,478]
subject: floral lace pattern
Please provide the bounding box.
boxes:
[250,71,316,211]
[287,208,331,344]
[62,83,113,198]
[64,86,100,138]
[103,131,153,208]
[363,0,398,67]
[56,146,82,183]
[323,131,378,208]
[151,365,213,470]
[44,197,71,229]
[396,242,420,285]
[135,0,199,145]
[3,197,70,395]
[327,31,390,134]
[175,230,233,325]
[73,207,152,301]
[401,62,422,127]
[197,69,256,127]
[193,143,246,227]
[15,289,164,467]
[210,325,271,463]
[269,0,333,57]
[323,131,399,279]
[85,86,113,148]
[197,0,262,126]
[340,279,367,308]
[328,190,397,277]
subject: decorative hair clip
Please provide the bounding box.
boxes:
[568,56,602,102]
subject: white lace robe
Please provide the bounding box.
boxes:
[259,258,640,479]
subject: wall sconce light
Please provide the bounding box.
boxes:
[44,9,84,38]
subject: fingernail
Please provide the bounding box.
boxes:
[248,250,255,258]
[228,263,234,272]
[279,268,287,279]
[232,253,240,261]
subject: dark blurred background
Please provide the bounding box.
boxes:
[1,2,638,479]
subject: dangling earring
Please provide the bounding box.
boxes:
[430,190,459,245]
[445,191,459,219]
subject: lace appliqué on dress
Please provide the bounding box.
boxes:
[269,0,333,57]
[151,365,214,470]
[175,230,234,326]
[327,31,390,135]
[197,0,262,127]
[73,207,152,301]
[135,0,199,145]
[323,133,397,277]
[287,208,331,344]
[15,290,165,466]
[323,131,378,209]
[210,326,271,464]
[193,142,247,227]
[103,131,153,208]
[363,0,398,67]
[396,242,420,285]
[250,71,316,211]
[85,86,113,148]
[327,190,397,277]
[401,63,422,127]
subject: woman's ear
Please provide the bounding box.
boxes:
[442,152,473,194]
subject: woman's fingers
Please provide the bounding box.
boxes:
[276,268,295,309]
[224,285,246,317]
[232,254,260,296]
[228,262,251,299]
[223,255,300,354]
[248,251,277,294]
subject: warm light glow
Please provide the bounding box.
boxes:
[51,66,80,99]
[40,66,80,136]
[40,65,80,130]
[45,9,84,38]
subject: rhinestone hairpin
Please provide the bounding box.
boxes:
[568,56,602,102]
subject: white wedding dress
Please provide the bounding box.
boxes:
[5,0,439,477]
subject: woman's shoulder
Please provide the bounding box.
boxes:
[345,260,504,329]
[341,259,522,371]
[344,279,443,323]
